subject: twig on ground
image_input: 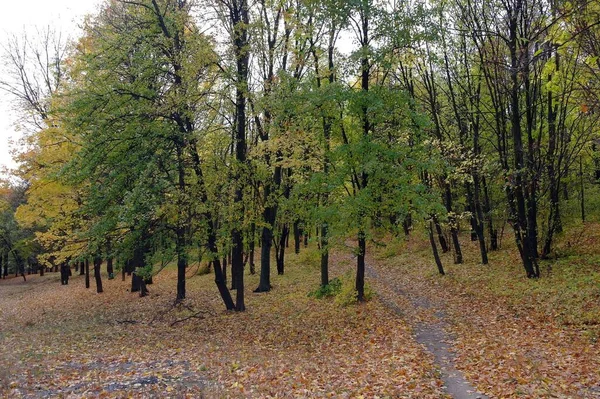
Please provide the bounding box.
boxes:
[170,309,213,327]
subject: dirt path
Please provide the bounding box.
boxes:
[365,263,488,399]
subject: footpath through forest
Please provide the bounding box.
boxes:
[364,261,487,399]
[364,235,600,399]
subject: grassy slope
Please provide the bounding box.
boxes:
[372,222,600,398]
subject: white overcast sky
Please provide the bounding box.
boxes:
[0,0,100,175]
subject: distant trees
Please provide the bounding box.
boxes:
[0,182,31,281]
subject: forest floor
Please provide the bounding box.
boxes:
[368,223,600,398]
[1,223,600,398]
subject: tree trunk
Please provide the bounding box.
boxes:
[139,279,148,297]
[276,225,288,275]
[293,220,301,254]
[94,257,103,293]
[443,182,462,263]
[249,245,255,275]
[60,263,69,285]
[482,176,498,250]
[208,227,235,310]
[450,225,463,264]
[429,221,445,275]
[467,183,488,264]
[402,213,412,236]
[106,239,114,279]
[2,250,8,279]
[509,6,538,278]
[85,258,90,289]
[249,222,256,274]
[580,156,585,222]
[433,216,449,253]
[469,211,479,241]
[107,257,114,280]
[542,179,561,258]
[131,270,142,293]
[256,169,279,292]
[509,11,538,278]
[320,224,329,288]
[229,0,249,312]
[356,231,366,302]
[256,220,273,292]
[175,227,186,301]
[232,231,244,310]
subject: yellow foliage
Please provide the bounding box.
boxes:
[13,123,86,265]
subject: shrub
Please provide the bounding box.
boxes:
[309,273,374,306]
[308,277,342,299]
[334,272,375,306]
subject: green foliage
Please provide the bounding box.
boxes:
[334,272,374,307]
[296,247,321,269]
[135,265,154,281]
[196,263,212,276]
[309,273,374,306]
[309,277,342,298]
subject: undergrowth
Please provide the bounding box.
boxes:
[309,272,374,306]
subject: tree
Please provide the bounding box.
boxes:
[64,0,236,308]
[0,26,68,132]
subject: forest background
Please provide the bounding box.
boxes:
[1,0,600,396]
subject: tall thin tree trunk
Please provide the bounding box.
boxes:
[85,258,90,289]
[429,221,445,275]
[434,216,449,253]
[3,250,8,279]
[107,257,114,279]
[106,239,114,279]
[228,0,249,311]
[467,183,488,264]
[482,176,498,250]
[581,156,585,222]
[208,228,235,310]
[402,213,412,236]
[175,227,186,301]
[256,171,279,292]
[293,220,301,254]
[509,5,537,278]
[249,222,256,274]
[93,256,103,294]
[356,231,366,302]
[276,225,288,275]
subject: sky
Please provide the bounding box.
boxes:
[0,0,100,176]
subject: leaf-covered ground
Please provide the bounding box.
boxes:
[3,224,600,398]
[0,250,446,398]
[370,223,600,398]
